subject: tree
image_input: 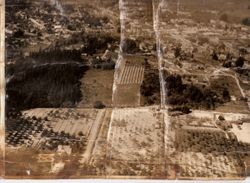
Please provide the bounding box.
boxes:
[222,61,232,68]
[78,131,84,136]
[212,51,218,60]
[242,17,250,26]
[174,46,181,58]
[121,38,138,54]
[93,101,105,109]
[220,14,228,22]
[222,88,230,101]
[218,115,225,121]
[235,57,245,67]
[13,29,24,38]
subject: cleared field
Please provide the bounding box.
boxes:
[78,69,114,108]
[113,84,141,107]
[106,107,165,177]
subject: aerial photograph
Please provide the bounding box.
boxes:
[2,0,250,180]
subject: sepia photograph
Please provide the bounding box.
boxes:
[1,0,250,180]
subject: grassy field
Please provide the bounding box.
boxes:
[78,69,114,108]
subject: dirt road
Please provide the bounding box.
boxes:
[81,109,106,163]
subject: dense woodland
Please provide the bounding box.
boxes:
[141,70,161,105]
[164,74,230,110]
[6,64,88,112]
